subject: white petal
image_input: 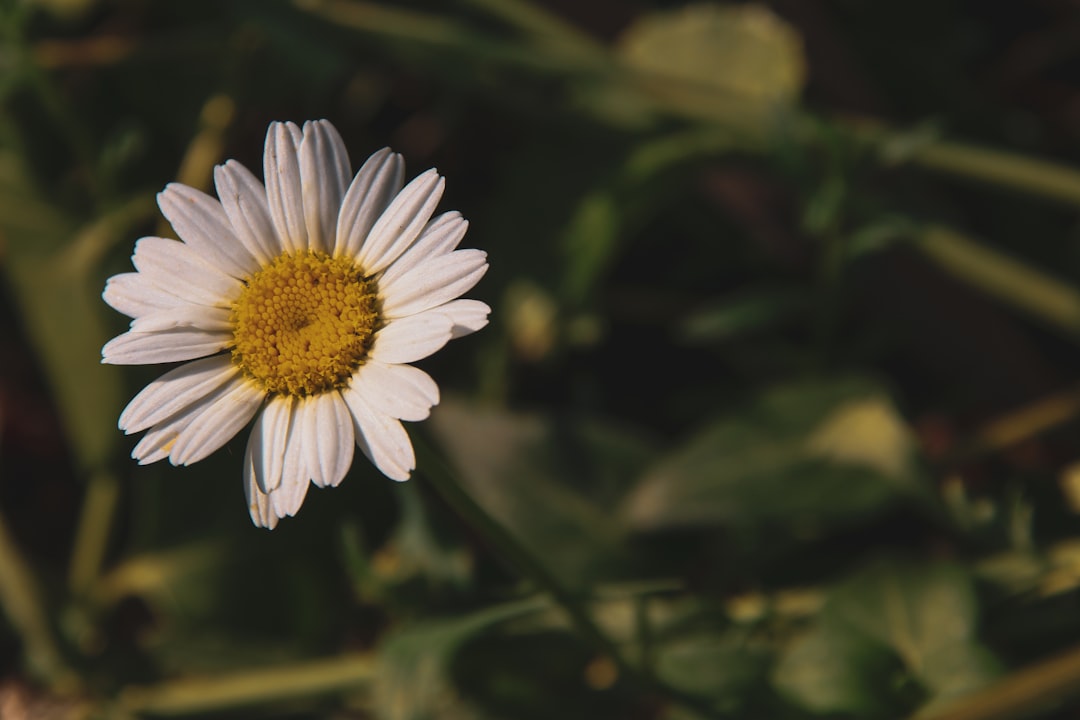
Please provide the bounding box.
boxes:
[130,375,251,466]
[131,409,196,465]
[381,249,488,319]
[270,405,309,518]
[101,328,231,365]
[130,305,232,333]
[248,396,294,494]
[269,471,310,519]
[301,392,355,488]
[214,160,280,263]
[350,362,439,422]
[380,212,468,285]
[370,312,453,365]
[157,183,260,278]
[342,386,414,481]
[131,237,240,307]
[244,430,279,529]
[281,398,305,486]
[119,355,240,433]
[263,121,307,252]
[439,299,491,339]
[103,272,186,318]
[169,378,264,465]
[300,120,351,254]
[358,169,444,275]
[334,148,404,259]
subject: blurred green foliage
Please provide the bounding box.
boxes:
[5,0,1080,718]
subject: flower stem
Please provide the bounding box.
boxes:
[413,435,722,717]
[68,470,120,598]
[414,436,620,655]
[906,138,1080,208]
[846,117,1080,208]
[114,652,374,715]
[916,224,1080,337]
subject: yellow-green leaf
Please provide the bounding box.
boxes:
[616,2,805,124]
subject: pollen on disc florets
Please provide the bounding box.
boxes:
[230,251,380,397]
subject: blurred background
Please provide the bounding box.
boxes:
[5,0,1080,718]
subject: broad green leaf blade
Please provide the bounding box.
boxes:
[0,152,147,470]
[832,561,979,661]
[655,627,771,713]
[375,600,542,720]
[920,643,1002,706]
[429,399,631,587]
[621,378,926,532]
[94,541,228,610]
[618,3,805,103]
[806,397,916,479]
[8,255,120,471]
[616,2,805,126]
[773,621,902,718]
[829,560,1002,704]
[775,560,1002,716]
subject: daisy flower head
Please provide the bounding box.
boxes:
[102,120,490,529]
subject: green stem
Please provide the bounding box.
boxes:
[67,470,120,597]
[299,0,605,76]
[304,2,1080,209]
[114,652,374,715]
[916,225,1080,337]
[459,0,609,66]
[414,437,622,660]
[848,118,1080,208]
[414,436,723,718]
[907,139,1080,207]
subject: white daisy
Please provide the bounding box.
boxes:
[102,120,490,529]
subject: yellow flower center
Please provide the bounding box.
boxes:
[230,251,380,397]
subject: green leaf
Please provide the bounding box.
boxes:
[773,621,901,717]
[774,560,1001,716]
[618,3,804,103]
[678,288,805,344]
[429,400,633,587]
[0,152,149,470]
[655,628,771,713]
[384,482,473,591]
[830,561,1001,703]
[621,378,926,532]
[616,2,805,126]
[560,189,619,307]
[374,600,542,720]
